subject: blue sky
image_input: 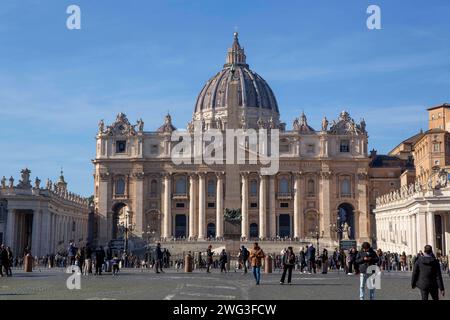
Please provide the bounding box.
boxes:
[1,0,449,196]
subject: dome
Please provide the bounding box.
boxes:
[193,33,280,129]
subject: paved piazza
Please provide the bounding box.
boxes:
[1,268,449,300]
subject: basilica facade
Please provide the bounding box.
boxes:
[93,33,372,249]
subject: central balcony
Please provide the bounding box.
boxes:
[277,192,292,200]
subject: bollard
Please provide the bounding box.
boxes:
[184,254,193,273]
[24,254,33,272]
[264,255,272,273]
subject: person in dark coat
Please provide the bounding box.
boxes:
[206,245,214,273]
[239,245,249,274]
[306,244,316,274]
[355,242,379,300]
[84,245,92,275]
[299,247,306,273]
[0,245,8,277]
[219,249,228,273]
[411,245,445,300]
[95,247,105,275]
[280,247,295,284]
[321,249,329,274]
[154,243,164,273]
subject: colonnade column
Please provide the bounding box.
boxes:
[294,173,301,239]
[189,173,197,239]
[319,170,331,238]
[241,173,249,239]
[198,173,206,240]
[269,175,276,238]
[162,173,172,239]
[6,209,16,253]
[259,175,267,239]
[216,172,224,239]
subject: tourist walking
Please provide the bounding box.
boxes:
[299,247,306,273]
[206,245,214,273]
[280,246,295,284]
[347,247,356,274]
[250,242,265,285]
[411,245,445,300]
[94,246,105,276]
[219,249,228,273]
[239,245,249,274]
[112,255,120,276]
[154,243,164,273]
[306,244,316,274]
[67,241,77,266]
[6,246,13,276]
[321,249,329,274]
[355,242,379,300]
[0,245,8,277]
[84,245,92,275]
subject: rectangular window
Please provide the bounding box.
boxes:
[280,203,289,208]
[116,140,127,153]
[207,202,215,208]
[280,144,290,153]
[340,140,350,153]
[433,143,440,152]
[307,144,315,153]
[176,203,185,208]
[434,160,440,166]
[151,144,159,154]
[250,202,258,208]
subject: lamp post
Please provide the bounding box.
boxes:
[119,210,135,256]
[310,225,324,254]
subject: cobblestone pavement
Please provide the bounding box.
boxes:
[0,268,449,300]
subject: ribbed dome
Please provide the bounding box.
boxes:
[194,33,279,115]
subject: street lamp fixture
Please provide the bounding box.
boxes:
[119,209,135,256]
[310,225,324,254]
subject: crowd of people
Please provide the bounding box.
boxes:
[1,239,448,300]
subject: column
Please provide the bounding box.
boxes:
[6,209,16,252]
[269,175,276,238]
[162,173,172,239]
[198,173,206,240]
[31,210,42,256]
[416,211,427,252]
[319,171,331,238]
[299,173,305,238]
[294,173,301,239]
[133,171,145,238]
[42,209,51,255]
[357,172,369,241]
[189,173,198,239]
[426,211,435,247]
[241,173,249,239]
[98,172,110,244]
[216,172,224,239]
[259,175,267,239]
[48,213,53,254]
[411,214,417,254]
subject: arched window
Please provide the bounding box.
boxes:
[150,179,157,195]
[279,178,289,194]
[207,179,216,196]
[116,178,125,195]
[175,177,186,194]
[341,178,351,196]
[307,179,315,196]
[250,180,258,196]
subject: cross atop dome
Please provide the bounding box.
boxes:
[225,32,248,67]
